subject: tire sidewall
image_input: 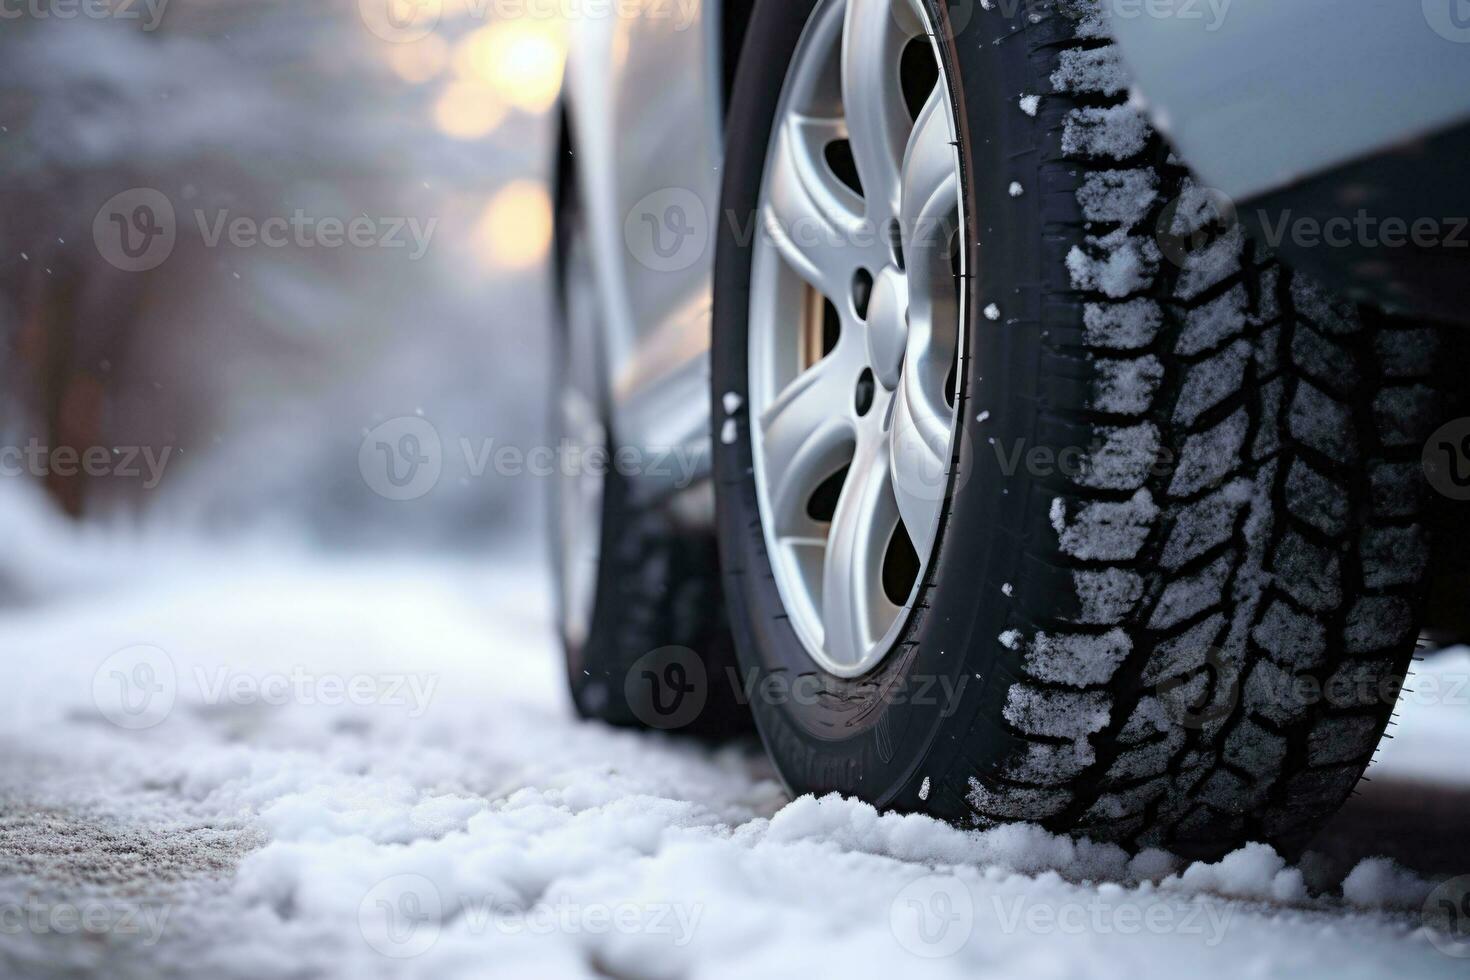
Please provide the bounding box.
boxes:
[712,0,1055,815]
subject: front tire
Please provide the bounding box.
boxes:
[713,0,1451,857]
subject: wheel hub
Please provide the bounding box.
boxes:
[865,266,908,390]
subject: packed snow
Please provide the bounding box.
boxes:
[1,482,1469,978]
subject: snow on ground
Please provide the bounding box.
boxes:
[1,484,1468,979]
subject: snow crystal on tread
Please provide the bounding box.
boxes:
[1174,340,1251,426]
[1284,460,1348,536]
[1256,264,1282,322]
[1078,423,1161,491]
[1062,105,1150,160]
[1254,324,1282,375]
[1142,611,1224,685]
[1272,531,1343,612]
[1006,740,1096,783]
[1092,356,1163,414]
[1067,229,1160,297]
[1051,46,1128,96]
[1076,169,1158,226]
[1107,732,1186,782]
[1072,568,1144,624]
[1175,284,1249,356]
[1024,629,1131,687]
[1223,718,1287,779]
[966,779,1070,822]
[1160,484,1246,570]
[1054,489,1158,561]
[1342,596,1412,654]
[1173,226,1246,302]
[1307,716,1380,767]
[1290,325,1359,392]
[1004,684,1112,740]
[1373,385,1439,447]
[1245,659,1309,726]
[1251,598,1327,669]
[1360,525,1428,589]
[1323,659,1396,710]
[1288,381,1357,462]
[1168,408,1249,497]
[1163,181,1231,238]
[1118,696,1174,743]
[1251,378,1286,463]
[1147,551,1233,630]
[1374,327,1439,377]
[1083,299,1161,350]
[1290,276,1360,334]
[1368,461,1423,518]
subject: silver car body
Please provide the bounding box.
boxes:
[560,2,726,508]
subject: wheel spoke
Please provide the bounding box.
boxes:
[901,84,960,345]
[841,0,916,221]
[890,371,949,558]
[760,353,856,535]
[821,432,899,668]
[764,115,866,299]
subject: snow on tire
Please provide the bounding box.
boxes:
[711,0,1451,859]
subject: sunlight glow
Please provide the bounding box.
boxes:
[474,181,553,271]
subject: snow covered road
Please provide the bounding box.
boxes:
[1,488,1468,979]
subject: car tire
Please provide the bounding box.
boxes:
[551,135,751,737]
[712,0,1453,857]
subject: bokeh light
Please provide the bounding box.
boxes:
[452,21,566,115]
[433,80,507,140]
[474,180,553,271]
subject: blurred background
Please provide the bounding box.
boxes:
[0,0,564,583]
